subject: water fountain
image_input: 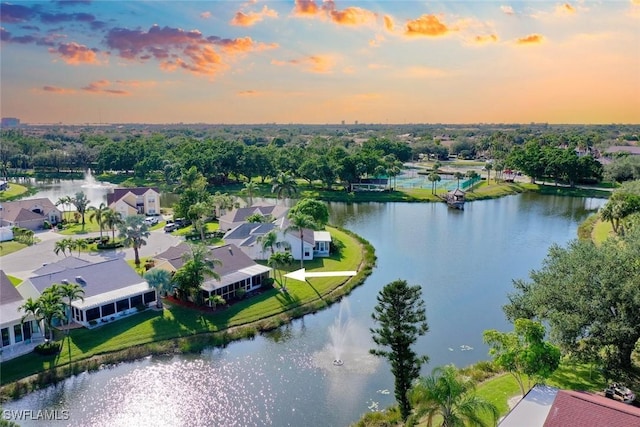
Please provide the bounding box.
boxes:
[81,168,113,189]
[329,299,352,367]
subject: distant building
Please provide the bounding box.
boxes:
[1,118,20,127]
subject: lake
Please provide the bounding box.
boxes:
[3,192,604,427]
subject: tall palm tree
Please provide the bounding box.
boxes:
[409,365,499,427]
[57,282,85,327]
[454,172,464,189]
[103,209,123,242]
[172,244,221,304]
[286,212,318,269]
[271,172,298,204]
[188,200,213,241]
[37,287,66,341]
[242,180,259,206]
[118,215,150,267]
[485,162,493,184]
[74,238,88,257]
[257,230,278,257]
[144,269,173,306]
[55,196,72,222]
[88,202,111,240]
[428,173,441,195]
[72,191,91,231]
[465,170,479,192]
[268,251,294,289]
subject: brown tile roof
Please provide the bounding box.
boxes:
[0,198,58,223]
[154,243,259,275]
[543,390,640,427]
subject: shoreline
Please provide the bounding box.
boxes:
[0,227,376,402]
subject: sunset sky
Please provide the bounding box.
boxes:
[1,1,639,125]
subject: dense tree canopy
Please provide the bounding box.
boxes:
[504,228,640,376]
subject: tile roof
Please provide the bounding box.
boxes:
[27,257,146,299]
[543,390,640,427]
[0,198,58,223]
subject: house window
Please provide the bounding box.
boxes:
[116,299,130,312]
[1,328,9,347]
[130,295,143,307]
[143,291,156,304]
[23,321,32,340]
[13,324,23,343]
[86,307,100,321]
[101,303,116,317]
[304,250,310,257]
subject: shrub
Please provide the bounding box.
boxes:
[97,241,124,250]
[262,277,275,289]
[89,320,97,326]
[34,341,61,356]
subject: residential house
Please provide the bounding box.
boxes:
[499,384,640,427]
[223,217,331,261]
[17,257,156,328]
[0,197,61,230]
[0,270,43,361]
[152,243,271,304]
[107,187,160,218]
[218,203,289,231]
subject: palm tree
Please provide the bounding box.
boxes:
[144,269,173,307]
[88,202,111,240]
[103,209,123,242]
[206,294,226,310]
[465,170,479,192]
[118,215,150,267]
[257,230,278,257]
[268,251,294,289]
[454,172,464,189]
[485,162,493,184]
[57,282,85,327]
[37,287,66,342]
[172,244,221,304]
[19,297,44,337]
[53,238,73,257]
[72,191,91,231]
[74,238,88,257]
[242,180,259,206]
[286,211,318,269]
[271,172,298,204]
[409,365,499,427]
[55,196,72,222]
[188,200,213,241]
[428,173,441,195]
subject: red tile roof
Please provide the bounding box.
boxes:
[544,390,640,427]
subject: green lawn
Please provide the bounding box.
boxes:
[0,183,30,201]
[0,227,368,386]
[592,219,613,244]
[0,241,28,256]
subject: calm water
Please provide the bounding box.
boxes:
[4,193,604,427]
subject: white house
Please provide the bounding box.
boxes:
[218,203,289,231]
[17,257,156,328]
[0,270,43,362]
[107,187,160,218]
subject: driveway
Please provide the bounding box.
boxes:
[0,228,184,279]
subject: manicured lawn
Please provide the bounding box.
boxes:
[0,227,366,385]
[0,241,28,256]
[0,183,29,201]
[592,219,613,244]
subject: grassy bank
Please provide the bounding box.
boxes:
[0,183,32,202]
[0,226,375,400]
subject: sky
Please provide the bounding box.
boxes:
[1,0,639,125]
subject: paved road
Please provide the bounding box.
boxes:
[0,228,184,279]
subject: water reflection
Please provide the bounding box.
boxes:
[4,195,605,427]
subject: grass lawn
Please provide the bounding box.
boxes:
[0,227,367,386]
[0,241,28,256]
[592,219,613,244]
[0,183,30,201]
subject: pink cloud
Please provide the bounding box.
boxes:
[41,85,75,94]
[293,0,320,16]
[231,6,278,26]
[82,80,130,95]
[271,55,334,73]
[50,42,100,65]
